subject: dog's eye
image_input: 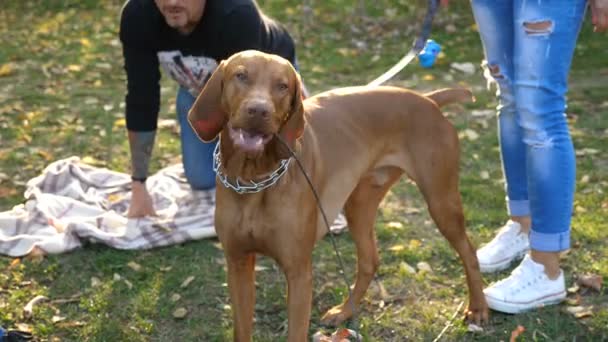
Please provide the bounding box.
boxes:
[277,83,288,91]
[235,72,248,82]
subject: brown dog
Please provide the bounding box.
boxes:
[188,50,489,341]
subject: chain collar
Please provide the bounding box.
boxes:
[213,142,292,194]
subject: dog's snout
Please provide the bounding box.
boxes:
[246,102,271,118]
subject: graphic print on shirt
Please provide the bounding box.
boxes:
[158,51,218,97]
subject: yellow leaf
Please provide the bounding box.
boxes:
[0,63,14,77]
[389,244,405,252]
[386,221,403,230]
[408,239,422,249]
[423,74,435,81]
[67,64,82,72]
[80,38,91,47]
[114,118,126,127]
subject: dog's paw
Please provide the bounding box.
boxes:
[465,302,490,325]
[320,303,353,327]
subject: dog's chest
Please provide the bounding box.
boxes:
[216,191,294,249]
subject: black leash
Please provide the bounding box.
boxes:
[271,1,442,338]
[274,134,361,338]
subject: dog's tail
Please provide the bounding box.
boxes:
[425,88,474,108]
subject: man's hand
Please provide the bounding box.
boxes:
[591,0,608,32]
[128,181,157,218]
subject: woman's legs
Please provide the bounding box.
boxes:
[471,0,532,273]
[472,0,587,313]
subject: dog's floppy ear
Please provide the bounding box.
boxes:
[188,61,228,142]
[278,71,305,152]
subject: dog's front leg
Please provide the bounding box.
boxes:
[227,252,256,342]
[285,258,313,342]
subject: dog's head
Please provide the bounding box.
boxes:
[188,50,305,155]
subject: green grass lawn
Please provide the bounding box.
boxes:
[1,1,607,341]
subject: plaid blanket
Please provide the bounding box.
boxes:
[0,157,347,257]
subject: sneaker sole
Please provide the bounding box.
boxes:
[478,249,529,274]
[486,291,566,314]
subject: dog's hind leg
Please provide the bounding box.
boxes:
[320,167,402,326]
[414,149,489,324]
[226,252,256,341]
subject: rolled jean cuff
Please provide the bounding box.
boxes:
[507,199,530,217]
[530,229,570,252]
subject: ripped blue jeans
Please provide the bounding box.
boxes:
[471,0,587,252]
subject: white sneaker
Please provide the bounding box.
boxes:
[484,254,566,314]
[477,220,530,273]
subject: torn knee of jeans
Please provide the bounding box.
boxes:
[523,130,554,149]
[481,61,508,91]
[487,64,504,79]
[523,20,554,36]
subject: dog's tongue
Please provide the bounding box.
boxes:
[230,127,269,152]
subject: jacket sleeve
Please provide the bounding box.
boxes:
[119,2,161,131]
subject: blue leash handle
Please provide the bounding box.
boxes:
[367,0,441,86]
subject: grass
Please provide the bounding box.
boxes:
[1,0,607,340]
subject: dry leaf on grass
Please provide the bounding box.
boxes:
[567,305,594,319]
[467,323,484,332]
[127,261,142,272]
[417,262,432,273]
[9,258,21,269]
[91,277,101,288]
[577,274,602,291]
[173,307,188,319]
[180,276,195,288]
[509,325,525,342]
[23,295,48,319]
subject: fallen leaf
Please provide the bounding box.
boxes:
[9,258,21,269]
[127,261,142,272]
[578,148,600,156]
[67,64,82,72]
[180,276,195,288]
[408,239,422,249]
[467,323,484,332]
[417,262,432,273]
[91,277,101,288]
[123,279,133,289]
[0,63,15,77]
[52,315,67,323]
[462,129,480,141]
[113,273,122,281]
[389,244,405,252]
[577,274,602,291]
[23,295,48,319]
[399,262,416,274]
[480,171,490,180]
[580,174,590,183]
[15,323,32,333]
[386,221,403,230]
[566,294,582,306]
[567,284,580,294]
[509,325,525,342]
[171,293,181,302]
[567,305,594,319]
[173,307,188,319]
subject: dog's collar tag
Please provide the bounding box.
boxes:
[213,143,292,194]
